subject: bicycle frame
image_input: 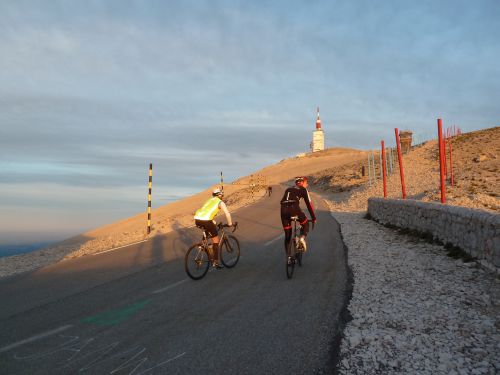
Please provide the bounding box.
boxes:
[288,216,303,255]
[287,219,297,256]
[200,225,227,260]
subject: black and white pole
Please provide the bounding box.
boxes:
[147,163,152,235]
[220,171,224,193]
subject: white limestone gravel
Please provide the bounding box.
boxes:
[331,210,500,375]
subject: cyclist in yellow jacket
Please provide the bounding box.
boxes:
[194,188,233,268]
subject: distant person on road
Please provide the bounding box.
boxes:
[280,176,317,257]
[194,188,233,268]
[268,186,273,197]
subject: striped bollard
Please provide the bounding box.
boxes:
[147,163,152,235]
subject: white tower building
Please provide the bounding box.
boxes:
[311,107,325,152]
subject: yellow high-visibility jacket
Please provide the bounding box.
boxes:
[194,197,222,221]
[194,197,232,225]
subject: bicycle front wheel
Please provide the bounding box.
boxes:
[185,243,210,280]
[220,235,240,268]
[286,240,295,279]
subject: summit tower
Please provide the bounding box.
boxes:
[311,107,325,152]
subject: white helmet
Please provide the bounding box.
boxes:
[212,188,223,197]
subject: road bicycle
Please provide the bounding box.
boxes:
[185,222,240,280]
[286,216,313,279]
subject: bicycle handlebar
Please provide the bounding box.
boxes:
[218,222,238,232]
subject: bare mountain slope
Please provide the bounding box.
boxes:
[316,126,499,213]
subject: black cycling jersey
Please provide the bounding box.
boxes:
[280,186,316,221]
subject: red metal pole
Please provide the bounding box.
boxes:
[437,119,446,203]
[449,138,454,186]
[394,128,407,199]
[443,131,448,178]
[381,140,387,198]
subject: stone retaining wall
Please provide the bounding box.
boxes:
[368,198,500,273]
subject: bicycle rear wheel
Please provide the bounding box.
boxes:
[185,243,210,280]
[220,235,240,268]
[296,247,303,267]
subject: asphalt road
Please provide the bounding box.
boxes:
[0,185,349,374]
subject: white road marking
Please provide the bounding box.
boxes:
[264,234,284,247]
[152,264,226,293]
[138,352,187,373]
[0,324,73,353]
[151,279,187,294]
[93,239,148,256]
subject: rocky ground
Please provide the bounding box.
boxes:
[328,211,499,375]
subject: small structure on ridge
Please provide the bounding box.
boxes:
[399,130,413,154]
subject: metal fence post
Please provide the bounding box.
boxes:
[449,138,454,186]
[379,151,383,180]
[388,147,393,175]
[437,119,446,203]
[367,154,372,186]
[381,141,387,198]
[394,128,407,199]
[372,151,377,181]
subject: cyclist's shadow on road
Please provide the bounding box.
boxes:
[169,220,199,259]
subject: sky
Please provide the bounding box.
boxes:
[0,0,499,245]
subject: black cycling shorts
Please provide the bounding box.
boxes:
[280,204,308,230]
[195,219,218,238]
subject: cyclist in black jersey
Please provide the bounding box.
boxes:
[280,176,317,254]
